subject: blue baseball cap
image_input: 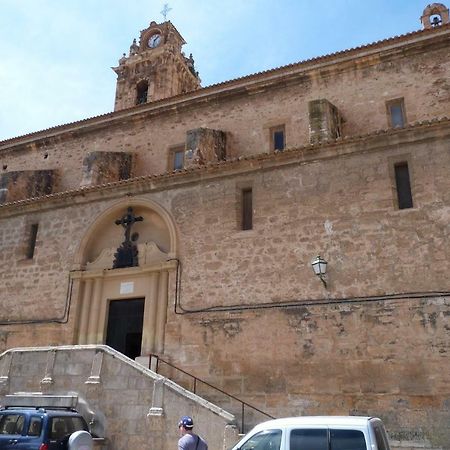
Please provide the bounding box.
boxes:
[178,416,194,428]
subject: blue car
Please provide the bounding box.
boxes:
[0,407,89,450]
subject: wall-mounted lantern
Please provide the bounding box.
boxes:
[311,255,328,288]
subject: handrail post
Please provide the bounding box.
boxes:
[241,403,245,433]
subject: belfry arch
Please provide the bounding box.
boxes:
[71,198,178,359]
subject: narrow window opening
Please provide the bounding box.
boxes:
[387,98,406,128]
[242,188,253,230]
[136,80,149,105]
[173,150,184,170]
[169,146,185,171]
[394,162,413,209]
[27,224,39,259]
[271,126,285,151]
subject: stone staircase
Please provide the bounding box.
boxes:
[0,345,239,450]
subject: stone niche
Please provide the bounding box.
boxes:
[308,99,344,144]
[0,170,54,203]
[80,151,133,187]
[185,128,227,168]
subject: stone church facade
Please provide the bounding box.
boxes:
[0,4,449,450]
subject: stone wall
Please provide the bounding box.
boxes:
[163,296,449,448]
[0,123,448,447]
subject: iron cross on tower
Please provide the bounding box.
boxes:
[161,3,172,21]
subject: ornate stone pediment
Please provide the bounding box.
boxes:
[86,241,168,270]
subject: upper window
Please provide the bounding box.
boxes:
[271,125,285,151]
[241,429,282,450]
[136,80,149,105]
[386,98,406,128]
[169,146,185,171]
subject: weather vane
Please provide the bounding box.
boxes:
[161,3,172,21]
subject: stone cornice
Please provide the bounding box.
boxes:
[0,117,448,217]
[1,24,449,150]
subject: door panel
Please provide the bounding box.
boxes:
[106,298,145,360]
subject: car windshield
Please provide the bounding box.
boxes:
[240,429,282,450]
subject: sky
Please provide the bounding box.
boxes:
[0,0,432,141]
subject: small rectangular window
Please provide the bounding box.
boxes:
[271,126,285,151]
[242,188,253,230]
[169,146,185,171]
[394,162,413,209]
[387,98,406,128]
[173,150,185,170]
[27,223,39,259]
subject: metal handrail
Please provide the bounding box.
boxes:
[148,354,275,432]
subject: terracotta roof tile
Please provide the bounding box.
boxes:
[0,116,448,210]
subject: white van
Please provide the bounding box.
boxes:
[231,416,391,450]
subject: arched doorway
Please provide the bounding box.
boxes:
[71,198,177,360]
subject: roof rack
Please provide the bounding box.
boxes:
[2,394,78,410]
[1,405,78,412]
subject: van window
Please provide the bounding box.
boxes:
[0,414,25,435]
[240,429,282,450]
[373,425,390,450]
[49,417,87,440]
[27,417,43,436]
[330,429,367,450]
[290,429,328,450]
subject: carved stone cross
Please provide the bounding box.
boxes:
[115,206,143,243]
[113,207,144,269]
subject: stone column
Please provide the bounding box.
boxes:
[78,279,93,345]
[141,272,159,355]
[155,270,169,354]
[86,278,104,344]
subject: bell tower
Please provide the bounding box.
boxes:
[112,21,201,111]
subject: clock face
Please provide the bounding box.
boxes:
[148,33,161,48]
